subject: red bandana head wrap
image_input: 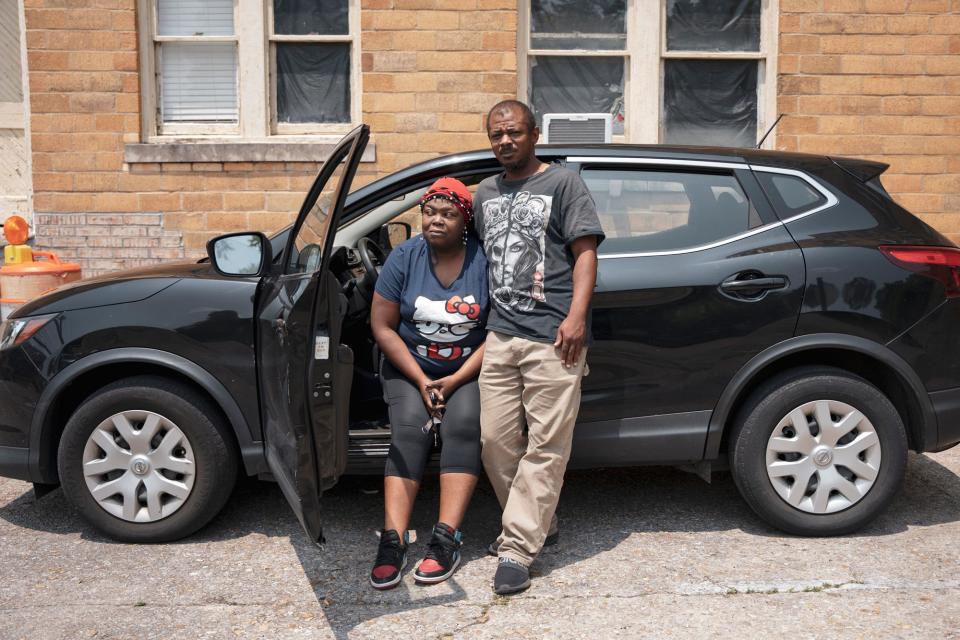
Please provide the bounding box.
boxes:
[419,177,474,224]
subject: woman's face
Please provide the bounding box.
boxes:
[421,198,466,250]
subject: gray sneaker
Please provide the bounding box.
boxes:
[493,557,531,595]
[486,530,559,557]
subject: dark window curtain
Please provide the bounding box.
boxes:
[276,44,350,123]
[663,60,757,147]
[531,0,626,50]
[666,0,760,52]
[274,0,348,35]
[530,56,625,134]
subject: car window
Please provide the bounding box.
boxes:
[288,162,347,274]
[755,171,827,217]
[582,168,760,254]
[384,171,498,241]
[390,200,424,238]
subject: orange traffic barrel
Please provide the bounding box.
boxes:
[0,251,82,320]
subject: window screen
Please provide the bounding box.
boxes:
[582,168,755,254]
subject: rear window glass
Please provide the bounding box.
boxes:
[756,172,826,217]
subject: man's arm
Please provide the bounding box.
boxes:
[554,235,598,367]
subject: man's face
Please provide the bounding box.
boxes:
[487,107,539,171]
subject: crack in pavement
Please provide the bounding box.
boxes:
[347,578,960,638]
[433,595,511,639]
[4,578,959,615]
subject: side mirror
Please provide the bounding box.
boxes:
[379,221,412,250]
[207,232,272,277]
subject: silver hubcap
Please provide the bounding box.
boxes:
[766,400,881,514]
[82,410,196,523]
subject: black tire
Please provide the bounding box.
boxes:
[57,376,238,542]
[729,366,907,536]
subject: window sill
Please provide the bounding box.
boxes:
[123,140,377,164]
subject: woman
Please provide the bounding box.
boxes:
[369,177,488,589]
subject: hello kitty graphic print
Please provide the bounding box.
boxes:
[373,235,488,376]
[480,191,550,312]
[412,295,482,362]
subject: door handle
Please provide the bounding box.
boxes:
[720,276,787,293]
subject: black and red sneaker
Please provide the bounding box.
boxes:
[369,529,408,590]
[414,522,462,584]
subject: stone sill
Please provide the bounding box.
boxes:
[124,141,377,164]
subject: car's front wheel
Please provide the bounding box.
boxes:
[57,376,238,542]
[729,367,907,536]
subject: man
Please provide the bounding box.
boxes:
[473,100,604,595]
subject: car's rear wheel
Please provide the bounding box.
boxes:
[729,367,907,536]
[57,376,238,542]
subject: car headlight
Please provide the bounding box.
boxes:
[0,314,58,350]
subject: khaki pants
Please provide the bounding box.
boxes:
[479,331,587,566]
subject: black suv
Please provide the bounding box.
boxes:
[1,125,958,543]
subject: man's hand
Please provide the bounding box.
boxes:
[557,235,598,368]
[554,313,587,367]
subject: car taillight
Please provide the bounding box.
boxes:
[879,245,960,298]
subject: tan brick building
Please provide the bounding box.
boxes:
[15,0,960,276]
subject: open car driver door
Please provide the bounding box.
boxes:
[256,125,370,544]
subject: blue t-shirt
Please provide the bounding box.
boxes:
[375,235,489,377]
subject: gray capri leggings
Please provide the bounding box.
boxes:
[381,359,482,481]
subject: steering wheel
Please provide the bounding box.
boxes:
[356,236,387,294]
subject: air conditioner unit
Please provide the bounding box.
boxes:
[542,113,613,144]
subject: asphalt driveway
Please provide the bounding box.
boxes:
[1,448,958,639]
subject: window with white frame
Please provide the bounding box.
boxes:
[140,0,359,139]
[520,0,778,148]
[270,0,352,132]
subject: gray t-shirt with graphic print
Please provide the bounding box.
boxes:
[473,164,605,344]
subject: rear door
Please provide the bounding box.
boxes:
[256,125,369,543]
[568,158,806,465]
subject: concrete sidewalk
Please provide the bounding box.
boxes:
[1,448,958,639]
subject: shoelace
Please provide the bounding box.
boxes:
[374,535,405,569]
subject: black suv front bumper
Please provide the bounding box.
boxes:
[0,344,47,482]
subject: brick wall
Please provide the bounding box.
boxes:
[23,0,516,277]
[23,0,960,277]
[33,212,183,273]
[779,0,960,244]
[360,0,517,173]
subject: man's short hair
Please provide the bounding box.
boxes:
[486,100,537,133]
